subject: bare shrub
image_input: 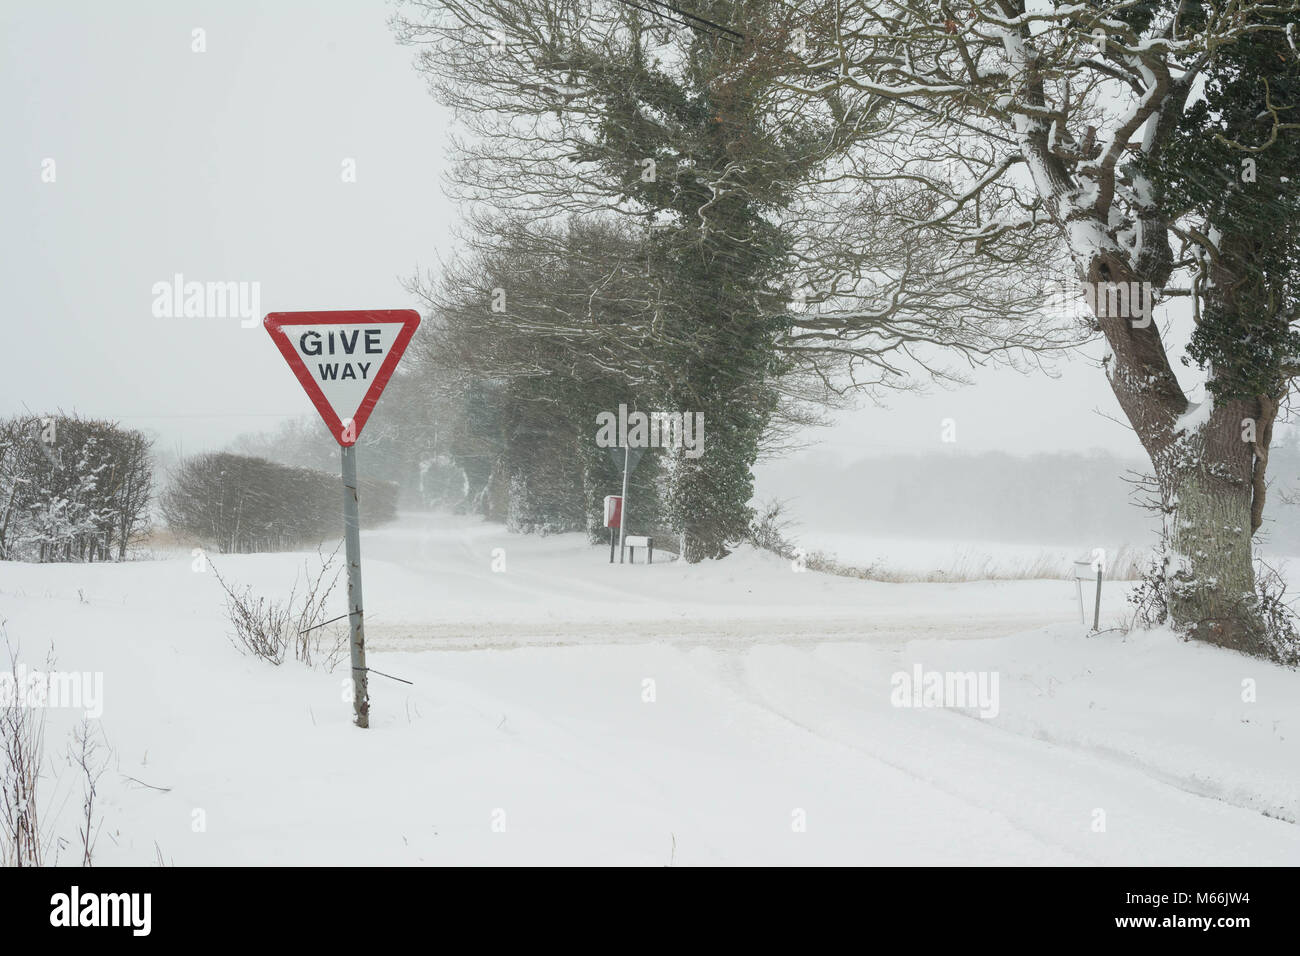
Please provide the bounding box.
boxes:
[748,499,797,558]
[211,561,292,665]
[0,639,49,867]
[294,545,346,669]
[1250,561,1300,667]
[1128,550,1300,666]
[210,548,344,668]
[68,720,107,867]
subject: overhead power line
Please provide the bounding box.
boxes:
[616,0,703,36]
[643,0,744,41]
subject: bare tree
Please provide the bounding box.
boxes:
[392,0,1079,558]
[0,416,40,560]
[759,0,1300,656]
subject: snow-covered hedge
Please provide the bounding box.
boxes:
[160,452,397,553]
[0,414,153,563]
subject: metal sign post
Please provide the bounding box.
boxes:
[263,309,420,729]
[341,443,369,728]
[1093,566,1103,633]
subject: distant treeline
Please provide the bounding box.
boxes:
[228,398,1300,556]
[161,452,398,554]
[230,397,669,543]
[0,414,152,562]
[761,436,1300,553]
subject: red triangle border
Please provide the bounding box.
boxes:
[263,309,421,447]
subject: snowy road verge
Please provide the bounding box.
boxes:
[0,513,1296,864]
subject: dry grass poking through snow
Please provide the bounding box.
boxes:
[801,544,1147,583]
[748,500,1146,583]
[0,640,47,867]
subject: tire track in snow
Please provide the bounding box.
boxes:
[699,645,1300,864]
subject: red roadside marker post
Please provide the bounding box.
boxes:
[263,309,420,728]
[603,495,622,563]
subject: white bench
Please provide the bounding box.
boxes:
[625,535,654,564]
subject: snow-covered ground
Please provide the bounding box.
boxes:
[1,512,1297,865]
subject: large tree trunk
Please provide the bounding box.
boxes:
[1084,255,1278,656]
[1159,396,1262,654]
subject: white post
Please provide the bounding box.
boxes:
[619,443,629,564]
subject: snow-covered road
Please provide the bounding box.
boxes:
[2,513,1297,865]
[359,514,1082,648]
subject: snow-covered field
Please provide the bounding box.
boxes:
[2,513,1297,865]
[787,531,1149,580]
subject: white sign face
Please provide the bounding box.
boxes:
[288,324,401,423]
[263,310,421,446]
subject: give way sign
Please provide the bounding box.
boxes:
[263,309,420,446]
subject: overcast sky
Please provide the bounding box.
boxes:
[2,0,1185,469]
